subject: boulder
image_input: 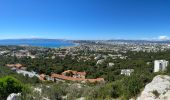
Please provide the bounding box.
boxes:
[137,75,170,100]
[7,93,21,100]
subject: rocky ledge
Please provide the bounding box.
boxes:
[137,75,170,100]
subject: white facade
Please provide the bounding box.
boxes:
[96,59,104,65]
[121,69,134,76]
[16,70,39,78]
[154,60,169,72]
[108,63,114,67]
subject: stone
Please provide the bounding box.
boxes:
[7,93,21,100]
[137,75,170,100]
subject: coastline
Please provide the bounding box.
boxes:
[56,43,79,49]
[0,39,78,48]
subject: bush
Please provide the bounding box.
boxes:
[0,76,24,100]
[111,81,122,98]
[152,90,160,98]
[123,76,142,98]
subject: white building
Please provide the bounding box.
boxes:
[154,60,169,72]
[16,70,39,78]
[121,69,134,76]
[108,63,114,67]
[96,59,105,65]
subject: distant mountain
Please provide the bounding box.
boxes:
[107,39,170,44]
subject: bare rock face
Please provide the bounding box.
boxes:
[137,75,170,100]
[7,93,21,100]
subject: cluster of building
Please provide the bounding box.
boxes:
[39,70,105,83]
[6,63,26,70]
[6,64,104,83]
[120,60,169,76]
[6,64,38,78]
[0,50,9,55]
[12,50,35,58]
[121,69,134,76]
[5,59,169,84]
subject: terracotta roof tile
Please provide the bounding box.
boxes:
[51,73,104,83]
[62,70,86,76]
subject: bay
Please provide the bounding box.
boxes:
[0,39,76,48]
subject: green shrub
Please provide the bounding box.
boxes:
[111,81,122,98]
[152,90,160,98]
[0,76,24,100]
[122,76,143,98]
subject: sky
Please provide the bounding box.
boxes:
[0,0,170,40]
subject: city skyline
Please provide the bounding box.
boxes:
[0,0,170,40]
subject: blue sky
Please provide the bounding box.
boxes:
[0,0,170,40]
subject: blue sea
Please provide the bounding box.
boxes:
[0,39,76,48]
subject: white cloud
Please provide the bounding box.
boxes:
[158,36,170,40]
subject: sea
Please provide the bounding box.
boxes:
[0,39,77,48]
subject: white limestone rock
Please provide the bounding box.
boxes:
[7,93,21,100]
[76,97,85,100]
[137,75,170,100]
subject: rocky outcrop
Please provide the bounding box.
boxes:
[7,93,21,100]
[137,75,170,100]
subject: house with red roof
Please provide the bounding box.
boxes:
[62,70,86,79]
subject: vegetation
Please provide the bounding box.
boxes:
[0,76,24,100]
[0,46,170,99]
[152,90,160,98]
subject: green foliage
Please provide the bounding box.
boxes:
[43,83,67,100]
[122,75,143,98]
[152,90,160,98]
[166,64,170,75]
[110,72,154,99]
[0,66,40,84]
[111,81,122,98]
[0,76,23,100]
[80,83,113,99]
[1,46,170,99]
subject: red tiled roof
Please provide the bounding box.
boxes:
[62,70,86,76]
[15,63,22,68]
[51,73,85,81]
[85,78,105,83]
[6,64,15,68]
[51,73,104,83]
[39,74,45,81]
[77,72,86,76]
[6,63,22,68]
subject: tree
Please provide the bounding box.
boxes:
[0,76,23,100]
[122,75,143,99]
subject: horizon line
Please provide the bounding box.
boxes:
[0,38,169,41]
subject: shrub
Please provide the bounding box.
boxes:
[121,75,143,99]
[0,76,24,100]
[111,81,122,98]
[152,90,160,98]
